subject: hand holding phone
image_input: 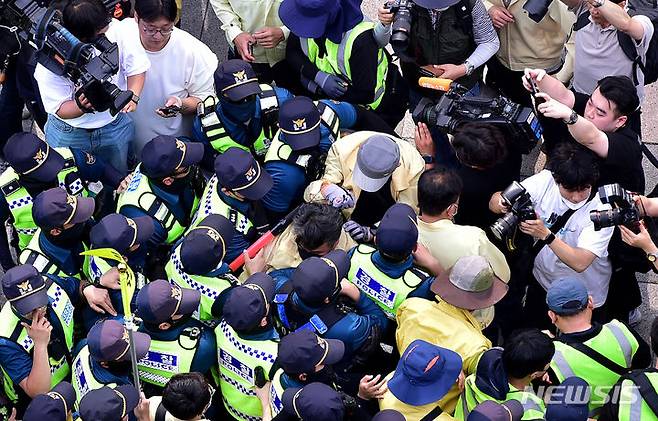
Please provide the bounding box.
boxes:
[157,104,181,118]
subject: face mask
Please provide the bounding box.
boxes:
[47,221,88,247]
[20,173,58,193]
[297,245,322,260]
[105,359,133,376]
[471,306,495,329]
[223,98,257,122]
[562,196,588,210]
[305,365,337,385]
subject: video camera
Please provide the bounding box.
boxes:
[0,0,132,115]
[590,184,641,233]
[490,181,537,242]
[412,81,543,154]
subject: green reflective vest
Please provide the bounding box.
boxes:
[192,175,254,239]
[117,164,200,245]
[19,232,90,280]
[347,244,427,320]
[165,243,239,322]
[0,280,75,403]
[301,22,388,110]
[215,319,278,421]
[196,84,279,158]
[88,255,144,304]
[0,148,88,250]
[617,372,658,421]
[551,320,639,417]
[269,368,286,418]
[71,344,118,408]
[137,326,201,388]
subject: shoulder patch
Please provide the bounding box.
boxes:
[84,152,96,165]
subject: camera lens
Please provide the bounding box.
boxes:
[491,213,519,240]
[589,208,620,231]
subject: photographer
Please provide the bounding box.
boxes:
[616,194,658,272]
[489,142,614,328]
[35,0,150,175]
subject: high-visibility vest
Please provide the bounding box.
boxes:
[71,345,118,408]
[192,175,254,239]
[19,233,90,280]
[0,148,88,250]
[301,22,388,110]
[87,255,143,303]
[215,319,278,421]
[117,164,200,245]
[268,368,286,418]
[347,244,427,320]
[617,371,658,421]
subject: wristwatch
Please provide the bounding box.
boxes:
[563,110,579,125]
[422,155,435,164]
[131,94,140,104]
[544,232,556,244]
[647,252,658,262]
[463,60,475,76]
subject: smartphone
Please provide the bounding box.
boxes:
[157,104,181,118]
[248,41,254,57]
[528,77,545,115]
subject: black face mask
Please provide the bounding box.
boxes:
[305,365,337,386]
[46,221,89,247]
[19,174,58,195]
[157,169,194,194]
[105,359,133,376]
[297,245,323,260]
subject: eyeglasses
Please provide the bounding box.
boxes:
[140,24,174,37]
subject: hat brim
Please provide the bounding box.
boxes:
[388,347,462,406]
[279,0,331,39]
[236,168,274,201]
[12,288,49,315]
[281,387,302,416]
[132,216,155,246]
[115,384,140,416]
[502,399,525,420]
[180,142,205,168]
[69,196,95,225]
[223,81,262,102]
[119,330,151,361]
[281,127,322,151]
[31,148,66,181]
[431,273,509,310]
[413,0,460,8]
[322,338,346,365]
[352,162,391,193]
[178,287,201,316]
[51,381,77,413]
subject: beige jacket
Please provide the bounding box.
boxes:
[304,131,426,218]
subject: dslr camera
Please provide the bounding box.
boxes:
[590,184,641,233]
[412,83,543,154]
[491,181,537,241]
[387,0,414,58]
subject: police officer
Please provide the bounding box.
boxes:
[0,265,79,416]
[117,135,204,249]
[166,214,238,322]
[23,381,76,421]
[214,272,280,421]
[278,382,374,421]
[193,59,294,160]
[193,148,274,263]
[273,250,388,362]
[0,132,125,270]
[71,319,151,406]
[78,384,142,421]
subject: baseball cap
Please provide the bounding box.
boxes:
[3,132,65,180]
[78,385,140,421]
[223,272,275,331]
[352,135,400,192]
[376,203,418,257]
[545,377,590,421]
[282,382,344,420]
[90,213,154,254]
[141,135,204,179]
[2,264,49,315]
[277,330,345,374]
[214,148,273,200]
[179,214,236,275]
[279,96,321,151]
[291,250,350,306]
[467,400,524,421]
[431,255,508,310]
[388,339,463,406]
[214,59,262,102]
[372,410,406,421]
[87,319,150,362]
[136,279,201,324]
[32,187,95,230]
[546,278,589,316]
[23,381,76,421]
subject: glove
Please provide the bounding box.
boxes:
[301,75,320,95]
[314,71,348,99]
[322,184,355,209]
[343,221,375,243]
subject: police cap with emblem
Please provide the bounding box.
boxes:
[277,330,345,374]
[32,187,95,230]
[214,148,273,200]
[136,279,201,324]
[279,96,322,151]
[23,381,76,420]
[3,132,65,180]
[90,213,155,255]
[214,59,263,102]
[291,249,350,306]
[88,319,151,362]
[376,203,419,257]
[141,135,204,179]
[221,272,275,331]
[180,214,236,275]
[79,384,140,421]
[1,264,49,316]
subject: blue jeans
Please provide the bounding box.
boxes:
[44,112,133,175]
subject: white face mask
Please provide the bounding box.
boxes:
[562,196,588,210]
[471,306,495,329]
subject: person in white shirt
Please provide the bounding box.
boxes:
[123,0,218,157]
[35,0,149,175]
[490,142,614,328]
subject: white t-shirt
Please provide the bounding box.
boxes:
[118,19,218,156]
[521,170,614,307]
[34,19,150,129]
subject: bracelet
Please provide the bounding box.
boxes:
[544,232,556,244]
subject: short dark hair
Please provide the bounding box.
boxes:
[596,76,640,118]
[59,0,110,42]
[651,316,658,356]
[293,204,344,251]
[451,123,508,169]
[503,329,555,379]
[548,142,600,191]
[418,168,463,216]
[135,0,178,22]
[163,373,211,419]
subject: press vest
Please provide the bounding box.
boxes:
[0,148,88,249]
[215,320,278,421]
[196,84,280,158]
[268,369,286,418]
[137,326,202,388]
[117,165,200,244]
[617,372,658,421]
[347,244,427,320]
[301,22,388,110]
[165,244,239,322]
[551,320,639,416]
[19,232,90,280]
[71,345,118,407]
